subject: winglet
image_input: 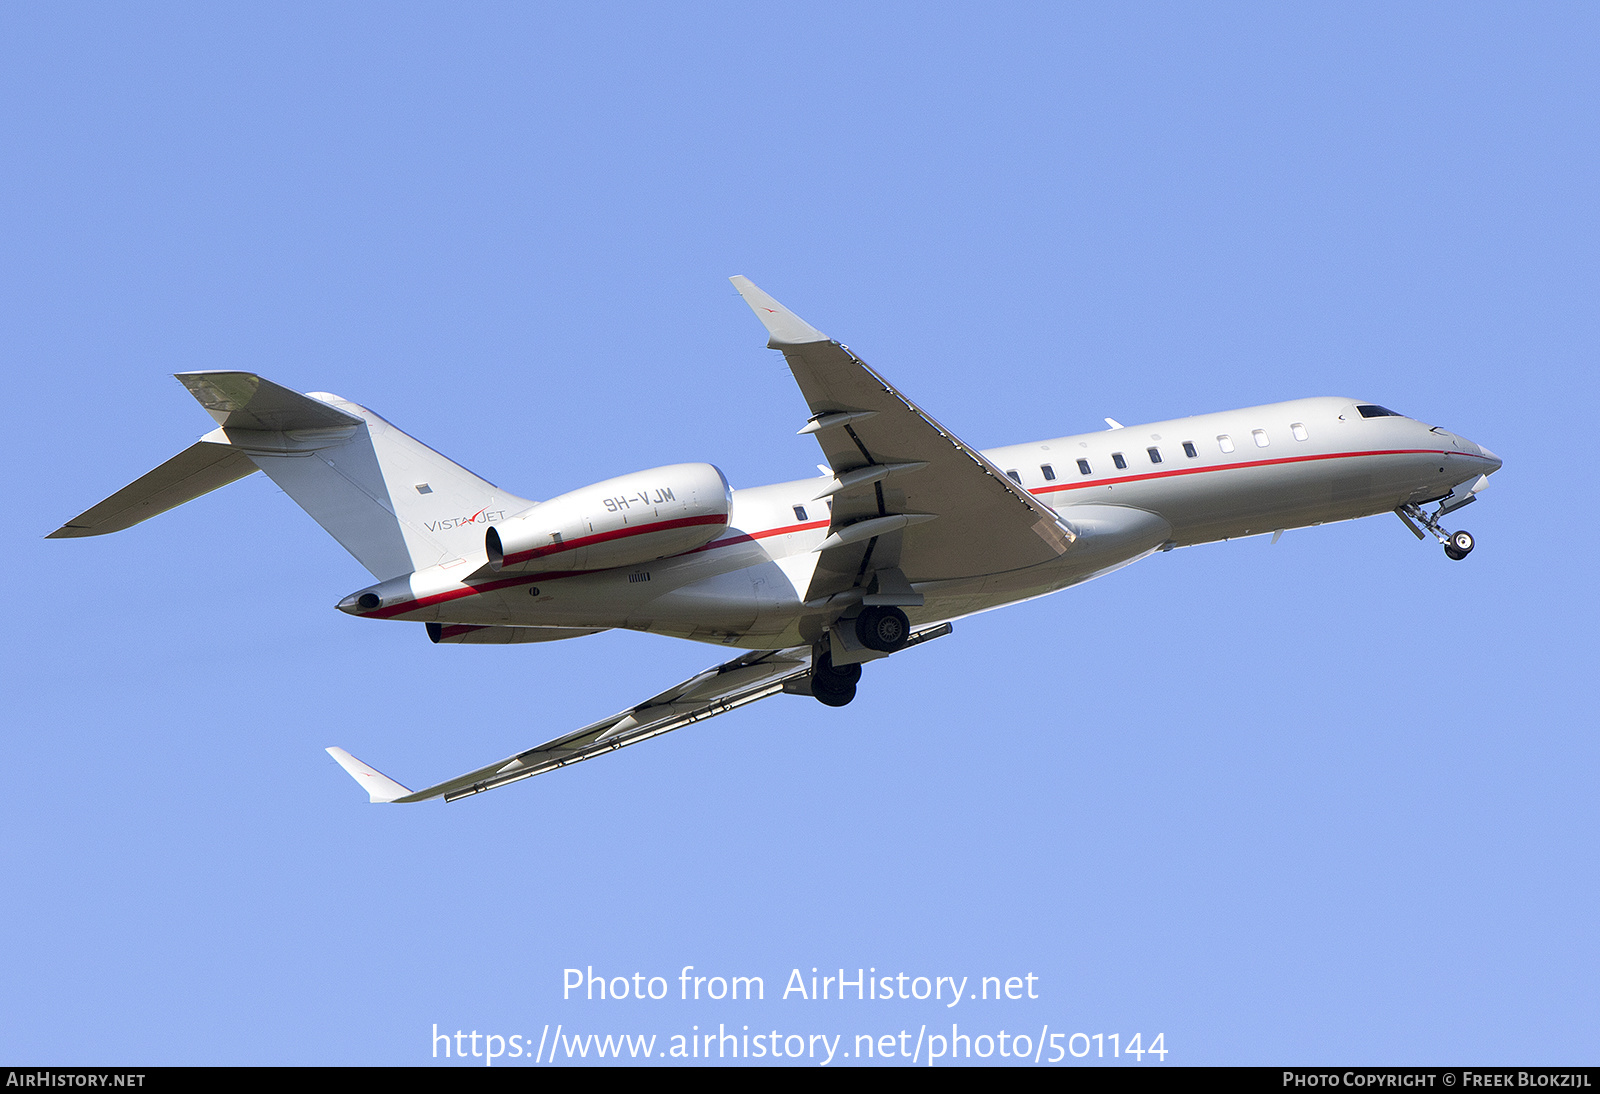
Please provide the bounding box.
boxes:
[325,747,413,803]
[729,276,829,348]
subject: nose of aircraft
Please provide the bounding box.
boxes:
[1437,421,1502,473]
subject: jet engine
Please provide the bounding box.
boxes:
[486,463,732,573]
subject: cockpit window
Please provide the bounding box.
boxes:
[1356,404,1403,418]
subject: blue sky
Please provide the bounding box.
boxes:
[2,3,1595,1066]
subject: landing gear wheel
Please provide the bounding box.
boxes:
[811,651,861,707]
[814,651,862,686]
[1401,503,1483,563]
[812,680,857,707]
[855,606,910,652]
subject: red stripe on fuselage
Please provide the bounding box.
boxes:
[366,519,832,619]
[363,449,1491,619]
[686,518,831,553]
[1029,447,1494,496]
[500,512,730,567]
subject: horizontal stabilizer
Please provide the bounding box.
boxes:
[176,371,363,432]
[325,747,413,804]
[48,441,259,538]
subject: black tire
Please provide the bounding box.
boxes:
[814,651,862,686]
[811,651,861,706]
[811,675,857,707]
[1450,530,1474,556]
[855,606,910,652]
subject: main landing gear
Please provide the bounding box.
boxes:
[809,607,912,707]
[810,651,862,707]
[856,605,910,653]
[1396,502,1476,561]
[1443,530,1475,561]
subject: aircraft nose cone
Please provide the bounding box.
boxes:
[1475,443,1502,472]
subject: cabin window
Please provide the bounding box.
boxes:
[1041,464,1056,481]
[1357,404,1402,418]
[1147,447,1162,464]
[1006,470,1022,484]
[1112,452,1127,470]
[414,483,433,495]
[1076,459,1092,475]
[793,505,808,522]
[1291,422,1309,441]
[1253,429,1270,447]
[1217,434,1235,453]
[1182,441,1197,458]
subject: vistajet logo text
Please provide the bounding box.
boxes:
[424,509,507,533]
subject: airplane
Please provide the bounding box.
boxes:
[49,276,1502,804]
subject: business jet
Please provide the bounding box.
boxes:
[50,277,1502,804]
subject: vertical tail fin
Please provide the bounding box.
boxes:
[175,372,535,580]
[51,372,534,581]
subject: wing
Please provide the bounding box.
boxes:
[328,624,952,802]
[729,276,1074,605]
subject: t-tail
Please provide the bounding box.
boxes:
[48,371,534,580]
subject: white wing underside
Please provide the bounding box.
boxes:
[328,624,951,802]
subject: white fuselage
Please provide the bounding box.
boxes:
[351,396,1500,649]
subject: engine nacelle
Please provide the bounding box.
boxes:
[486,463,731,573]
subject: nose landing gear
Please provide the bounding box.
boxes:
[1396,503,1476,561]
[1444,530,1475,561]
